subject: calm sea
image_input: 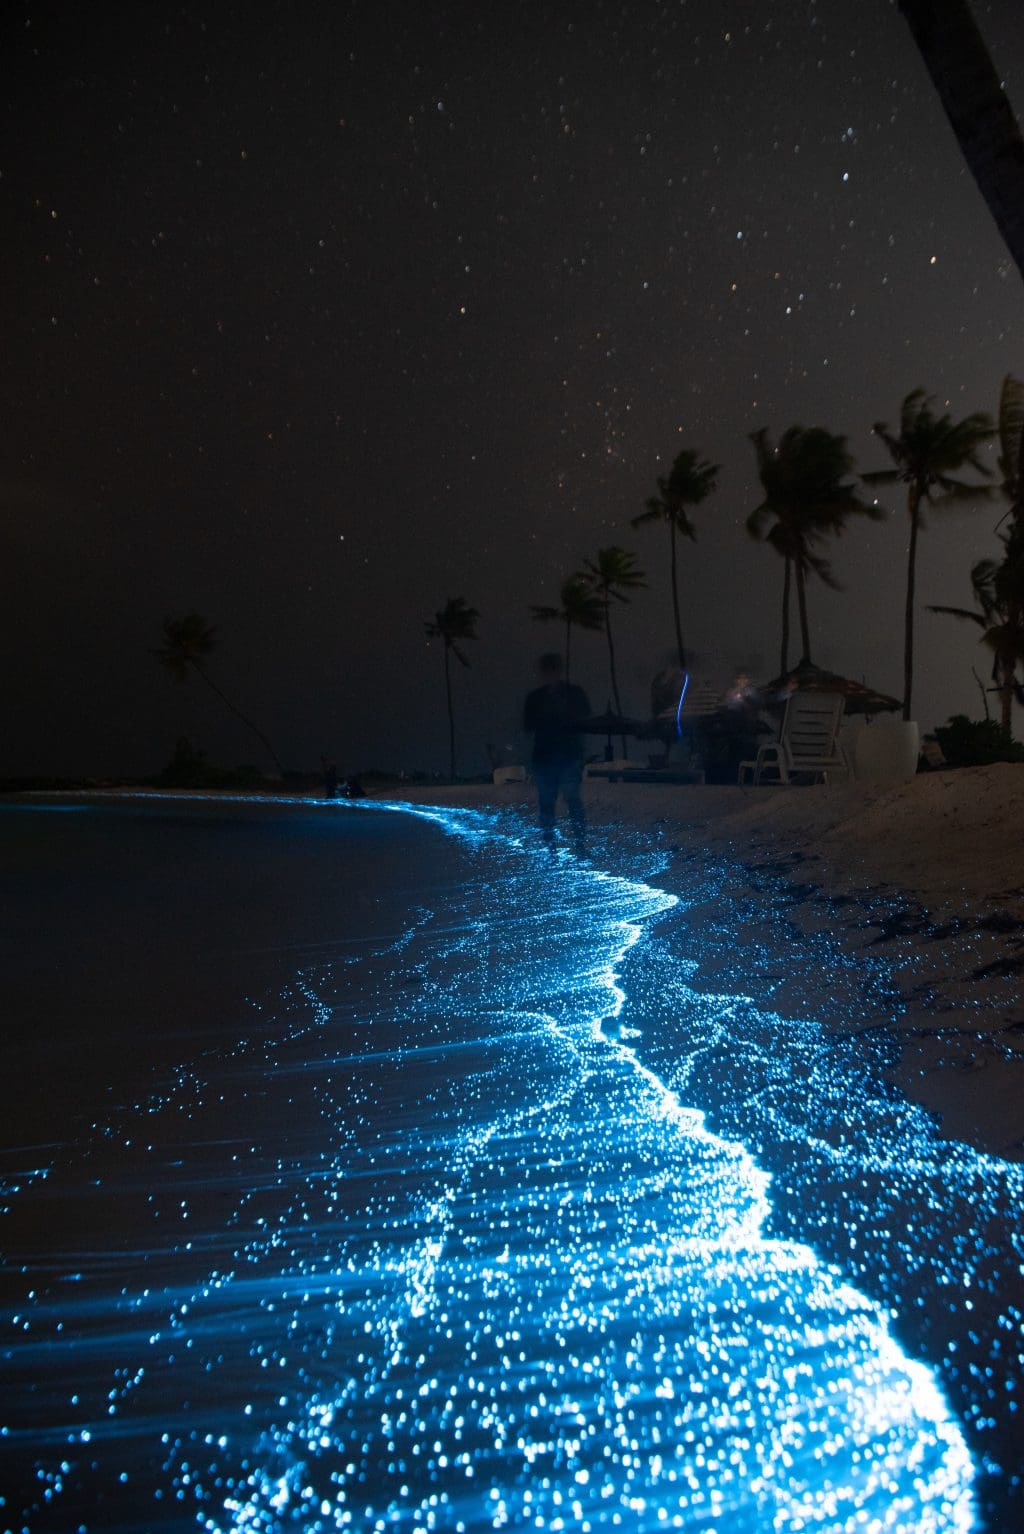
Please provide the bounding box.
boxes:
[0,794,1016,1531]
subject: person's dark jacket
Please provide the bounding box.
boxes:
[523,682,591,765]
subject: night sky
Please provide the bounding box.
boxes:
[5,0,1022,779]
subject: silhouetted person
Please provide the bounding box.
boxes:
[523,652,590,853]
[721,670,761,784]
[321,757,339,797]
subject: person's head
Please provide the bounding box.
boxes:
[537,652,563,681]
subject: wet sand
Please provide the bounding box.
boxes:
[388,763,1024,1162]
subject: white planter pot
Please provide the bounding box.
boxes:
[853,720,920,782]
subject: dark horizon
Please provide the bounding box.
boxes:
[4,1,1022,779]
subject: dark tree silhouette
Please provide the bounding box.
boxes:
[530,575,604,680]
[929,376,1024,733]
[580,547,646,750]
[424,596,479,779]
[747,427,881,672]
[632,448,719,668]
[996,373,1024,539]
[930,550,1024,731]
[152,612,285,774]
[864,390,993,720]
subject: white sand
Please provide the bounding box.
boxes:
[387,765,1024,1161]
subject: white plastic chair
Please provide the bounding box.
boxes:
[739,691,848,785]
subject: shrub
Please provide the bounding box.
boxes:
[933,714,1024,766]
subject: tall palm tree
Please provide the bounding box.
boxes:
[152,612,285,774]
[530,574,604,680]
[632,447,720,667]
[929,549,1024,732]
[864,389,993,720]
[424,596,479,779]
[747,426,881,673]
[898,0,1024,288]
[580,546,646,724]
[996,373,1024,541]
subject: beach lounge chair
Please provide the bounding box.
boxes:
[492,765,527,786]
[584,758,647,780]
[738,690,848,785]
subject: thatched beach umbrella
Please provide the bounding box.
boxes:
[574,708,646,760]
[760,659,901,715]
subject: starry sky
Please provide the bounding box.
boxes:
[4,0,1022,779]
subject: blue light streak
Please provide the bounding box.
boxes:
[3,791,1011,1530]
[675,673,690,738]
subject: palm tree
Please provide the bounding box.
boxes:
[996,374,1024,541]
[152,612,285,774]
[580,546,646,724]
[632,447,720,667]
[864,389,993,720]
[530,575,604,680]
[424,596,479,779]
[929,549,1024,732]
[747,426,881,673]
[898,0,1024,288]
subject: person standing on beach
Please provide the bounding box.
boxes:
[522,652,591,853]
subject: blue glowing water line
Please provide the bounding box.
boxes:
[1,790,991,1531]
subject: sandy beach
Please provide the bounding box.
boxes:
[389,763,1024,1163]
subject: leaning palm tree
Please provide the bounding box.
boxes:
[864,389,993,720]
[580,546,646,722]
[929,549,1024,732]
[632,447,720,668]
[152,612,285,774]
[747,426,882,672]
[424,596,479,779]
[530,574,604,680]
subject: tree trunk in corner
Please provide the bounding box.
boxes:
[899,0,1024,287]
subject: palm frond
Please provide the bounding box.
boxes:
[926,604,986,626]
[425,596,480,648]
[860,468,900,486]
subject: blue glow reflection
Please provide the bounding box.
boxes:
[0,794,984,1530]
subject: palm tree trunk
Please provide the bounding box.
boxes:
[997,651,1013,731]
[904,485,922,721]
[444,646,456,779]
[604,602,626,754]
[795,558,811,663]
[670,518,685,668]
[780,556,792,674]
[192,661,285,774]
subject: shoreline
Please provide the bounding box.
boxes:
[387,765,1024,1163]
[10,771,1023,1160]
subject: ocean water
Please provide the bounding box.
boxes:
[0,795,1018,1531]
